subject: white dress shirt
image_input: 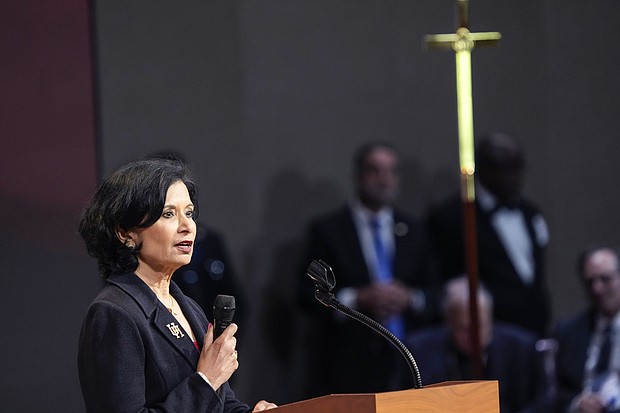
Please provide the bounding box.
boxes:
[476,184,549,285]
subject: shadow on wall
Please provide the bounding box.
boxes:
[235,161,458,404]
[238,166,341,404]
[397,157,459,217]
[233,156,459,404]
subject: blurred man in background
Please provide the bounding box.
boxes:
[426,131,551,336]
[300,142,440,396]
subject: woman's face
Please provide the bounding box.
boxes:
[128,180,196,275]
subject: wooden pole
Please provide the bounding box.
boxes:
[424,0,501,380]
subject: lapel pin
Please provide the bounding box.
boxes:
[166,322,185,339]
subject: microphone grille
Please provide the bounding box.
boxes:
[214,294,235,309]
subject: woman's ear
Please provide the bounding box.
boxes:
[115,226,136,249]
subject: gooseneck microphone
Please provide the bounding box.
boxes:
[307,259,423,389]
[213,295,236,340]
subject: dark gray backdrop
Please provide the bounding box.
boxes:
[2,0,620,410]
[92,0,620,403]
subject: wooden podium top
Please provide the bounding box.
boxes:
[270,381,499,413]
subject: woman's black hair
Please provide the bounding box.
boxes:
[78,157,199,278]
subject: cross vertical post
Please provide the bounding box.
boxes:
[424,0,501,380]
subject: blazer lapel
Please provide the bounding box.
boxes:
[343,208,372,283]
[170,281,208,351]
[108,273,200,368]
[152,307,200,366]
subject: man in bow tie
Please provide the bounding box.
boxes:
[426,131,551,337]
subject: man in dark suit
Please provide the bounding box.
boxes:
[554,246,620,413]
[426,132,550,336]
[300,142,440,397]
[407,276,550,413]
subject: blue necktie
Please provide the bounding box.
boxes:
[369,217,405,340]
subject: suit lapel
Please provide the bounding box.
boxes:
[170,281,208,351]
[343,208,372,283]
[521,207,543,275]
[108,273,201,368]
[476,202,524,282]
[152,306,200,366]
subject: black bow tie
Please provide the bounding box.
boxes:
[489,201,520,214]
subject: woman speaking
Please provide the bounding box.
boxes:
[78,157,276,412]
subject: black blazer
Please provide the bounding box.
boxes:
[553,309,596,412]
[78,273,251,413]
[426,195,550,336]
[300,205,440,396]
[407,323,549,413]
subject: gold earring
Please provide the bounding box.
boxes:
[125,240,135,250]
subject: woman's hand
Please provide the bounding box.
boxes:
[252,400,278,411]
[197,323,239,390]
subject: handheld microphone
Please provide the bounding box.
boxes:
[213,295,235,340]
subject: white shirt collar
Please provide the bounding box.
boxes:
[349,199,394,226]
[596,313,620,333]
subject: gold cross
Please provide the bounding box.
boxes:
[424,0,501,381]
[424,0,501,202]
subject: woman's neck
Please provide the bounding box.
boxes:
[134,267,173,298]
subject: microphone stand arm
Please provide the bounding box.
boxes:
[313,280,423,389]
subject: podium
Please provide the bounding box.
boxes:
[270,381,499,413]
